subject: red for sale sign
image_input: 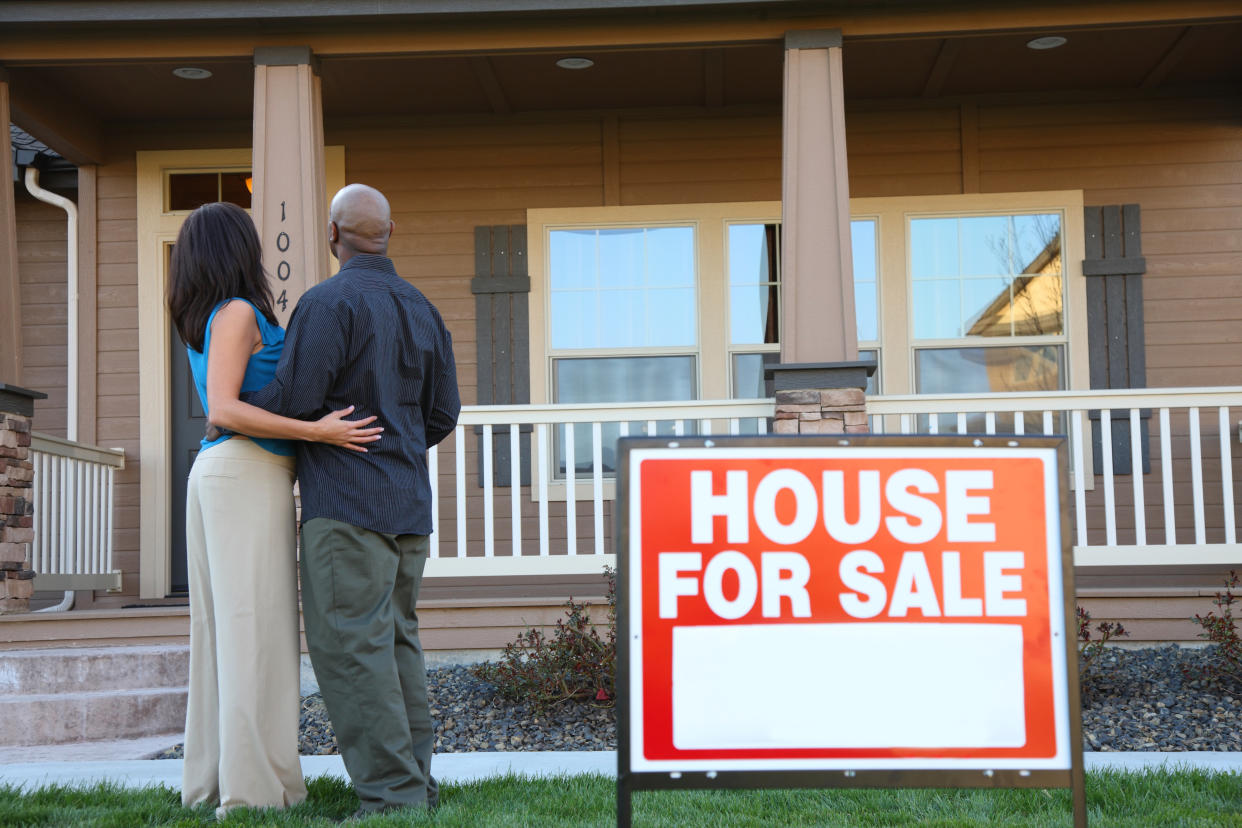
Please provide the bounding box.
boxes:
[623,441,1072,774]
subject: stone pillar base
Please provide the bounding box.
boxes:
[774,388,868,435]
[766,360,874,436]
[1,383,45,614]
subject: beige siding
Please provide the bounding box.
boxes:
[95,154,141,600]
[16,195,67,435]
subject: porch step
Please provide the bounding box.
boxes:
[0,645,188,747]
[0,645,188,696]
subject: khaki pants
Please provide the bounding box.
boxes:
[182,437,307,818]
[300,517,436,812]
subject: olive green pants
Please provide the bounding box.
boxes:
[300,517,437,812]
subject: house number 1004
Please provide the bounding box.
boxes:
[276,200,291,312]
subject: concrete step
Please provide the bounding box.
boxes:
[0,645,188,696]
[0,687,188,747]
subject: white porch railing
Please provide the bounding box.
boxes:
[429,388,1242,577]
[867,386,1242,568]
[30,433,125,592]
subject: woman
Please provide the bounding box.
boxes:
[167,202,381,818]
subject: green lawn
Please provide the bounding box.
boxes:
[0,770,1239,827]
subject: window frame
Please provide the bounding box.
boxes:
[855,190,1087,397]
[526,191,1087,496]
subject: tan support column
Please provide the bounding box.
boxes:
[252,47,328,327]
[772,31,872,433]
[781,29,856,365]
[0,69,23,385]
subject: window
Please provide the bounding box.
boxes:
[166,170,252,211]
[910,212,1065,394]
[529,192,1086,473]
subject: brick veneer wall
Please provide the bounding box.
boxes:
[772,388,868,435]
[0,385,44,614]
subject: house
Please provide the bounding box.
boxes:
[2,0,1241,655]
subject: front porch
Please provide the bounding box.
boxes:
[6,385,1239,652]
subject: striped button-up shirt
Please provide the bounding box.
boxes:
[244,253,460,536]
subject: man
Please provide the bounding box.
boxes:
[245,183,459,815]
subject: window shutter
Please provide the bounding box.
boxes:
[1084,204,1148,475]
[473,225,531,486]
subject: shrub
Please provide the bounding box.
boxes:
[473,566,616,710]
[1189,570,1242,688]
[1077,605,1128,685]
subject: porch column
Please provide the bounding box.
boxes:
[0,69,23,385]
[774,30,871,434]
[252,47,328,327]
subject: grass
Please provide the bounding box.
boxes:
[0,770,1239,827]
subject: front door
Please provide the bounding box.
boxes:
[168,317,205,595]
[166,242,208,594]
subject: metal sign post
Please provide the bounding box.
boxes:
[616,434,1085,827]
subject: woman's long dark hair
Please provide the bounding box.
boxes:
[167,202,279,352]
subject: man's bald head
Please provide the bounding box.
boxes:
[328,184,394,262]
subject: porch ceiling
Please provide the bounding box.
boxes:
[6,22,1240,142]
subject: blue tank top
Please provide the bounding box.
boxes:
[187,299,295,457]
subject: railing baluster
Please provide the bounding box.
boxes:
[927,414,938,435]
[701,418,712,437]
[985,412,996,435]
[758,417,768,434]
[37,452,48,574]
[1189,407,1206,545]
[1014,411,1024,435]
[592,422,604,556]
[900,413,911,434]
[94,463,104,574]
[86,462,96,574]
[729,418,740,435]
[673,419,685,436]
[1130,409,1146,547]
[1043,411,1053,435]
[510,424,521,558]
[105,466,114,579]
[537,423,549,556]
[1221,406,1236,545]
[619,422,630,437]
[428,444,439,557]
[565,422,577,556]
[56,456,66,580]
[1160,408,1175,545]
[1072,410,1087,548]
[956,412,966,434]
[482,424,495,558]
[77,460,85,575]
[647,419,657,438]
[1100,409,1117,547]
[455,426,466,559]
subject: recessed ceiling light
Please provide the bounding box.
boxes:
[1026,36,1068,51]
[172,67,213,80]
[555,57,594,70]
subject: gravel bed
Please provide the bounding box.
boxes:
[154,646,1240,758]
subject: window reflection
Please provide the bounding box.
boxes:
[728,224,780,345]
[554,356,696,475]
[549,226,696,350]
[916,345,1063,395]
[915,345,1063,433]
[556,355,695,471]
[911,214,1062,340]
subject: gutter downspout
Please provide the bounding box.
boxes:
[24,166,77,614]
